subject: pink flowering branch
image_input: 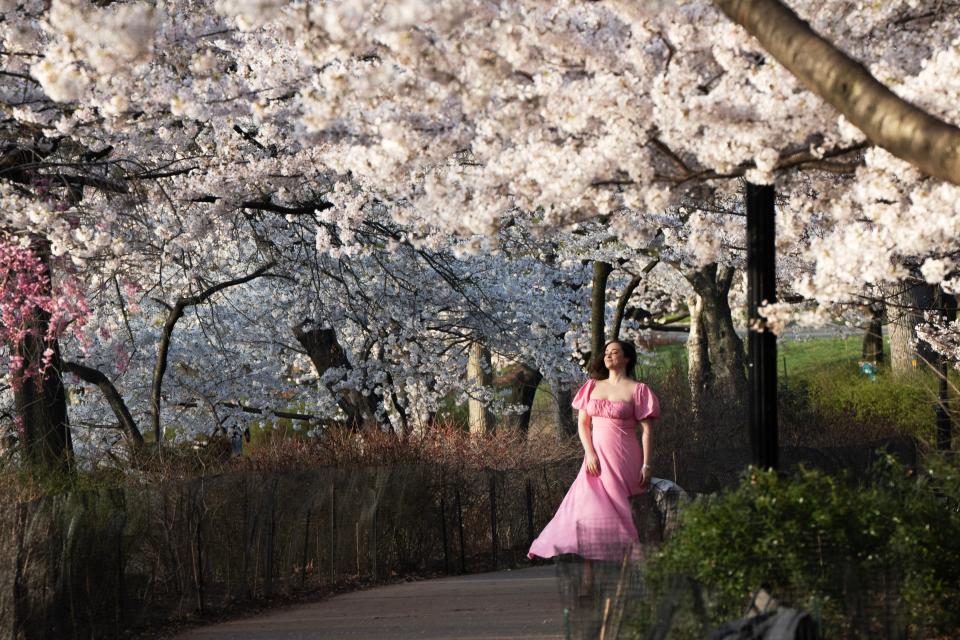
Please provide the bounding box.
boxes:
[0,240,89,387]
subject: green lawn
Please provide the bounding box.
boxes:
[639,334,953,444]
[637,334,870,380]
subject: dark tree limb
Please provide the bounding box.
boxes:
[151,261,276,446]
[63,361,145,448]
[611,260,659,341]
[292,321,381,430]
[494,364,543,433]
[173,400,322,424]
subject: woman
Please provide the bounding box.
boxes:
[528,340,659,561]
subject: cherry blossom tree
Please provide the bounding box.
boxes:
[6,0,960,464]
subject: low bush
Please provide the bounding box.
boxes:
[642,452,960,636]
[240,420,581,473]
[787,361,939,441]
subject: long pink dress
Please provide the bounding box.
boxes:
[528,379,660,560]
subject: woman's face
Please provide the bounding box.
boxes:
[603,342,626,372]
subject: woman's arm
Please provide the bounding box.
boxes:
[639,419,654,486]
[578,410,601,476]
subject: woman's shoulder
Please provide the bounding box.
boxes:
[631,380,656,397]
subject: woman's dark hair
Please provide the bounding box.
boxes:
[587,340,638,380]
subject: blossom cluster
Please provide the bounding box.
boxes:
[0,239,90,386]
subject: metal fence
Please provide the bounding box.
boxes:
[0,462,578,639]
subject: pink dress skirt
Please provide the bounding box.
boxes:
[528,379,660,560]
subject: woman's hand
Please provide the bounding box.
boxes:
[640,464,652,487]
[585,451,601,476]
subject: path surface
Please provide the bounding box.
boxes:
[170,565,564,640]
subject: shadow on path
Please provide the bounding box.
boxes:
[168,565,562,640]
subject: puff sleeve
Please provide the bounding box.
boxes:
[571,379,595,411]
[634,383,661,421]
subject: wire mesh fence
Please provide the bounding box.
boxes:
[0,461,579,639]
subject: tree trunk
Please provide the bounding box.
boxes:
[467,342,493,435]
[888,280,937,374]
[293,322,380,429]
[687,264,747,401]
[590,261,613,363]
[14,338,71,472]
[152,262,275,444]
[861,303,885,365]
[686,294,709,407]
[494,364,543,433]
[683,264,748,446]
[551,380,577,439]
[11,244,72,472]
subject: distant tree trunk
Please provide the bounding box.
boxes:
[685,264,747,403]
[495,364,543,433]
[611,261,659,343]
[14,338,71,472]
[861,302,885,365]
[293,322,380,429]
[467,342,494,435]
[686,294,709,408]
[888,280,937,374]
[152,262,276,444]
[551,381,577,438]
[590,261,613,364]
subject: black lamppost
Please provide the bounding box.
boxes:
[746,182,778,470]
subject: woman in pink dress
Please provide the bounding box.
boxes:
[528,340,660,561]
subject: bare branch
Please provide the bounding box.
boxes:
[150,261,277,447]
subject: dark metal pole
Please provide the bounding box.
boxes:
[746,182,778,470]
[936,288,956,450]
[455,487,466,573]
[440,492,450,574]
[525,478,535,547]
[489,471,498,570]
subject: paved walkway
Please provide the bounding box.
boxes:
[170,565,564,640]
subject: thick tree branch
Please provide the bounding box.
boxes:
[63,361,145,448]
[611,259,659,341]
[151,261,276,446]
[714,0,960,185]
[189,195,333,215]
[591,261,613,361]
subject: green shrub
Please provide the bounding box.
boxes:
[643,453,960,635]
